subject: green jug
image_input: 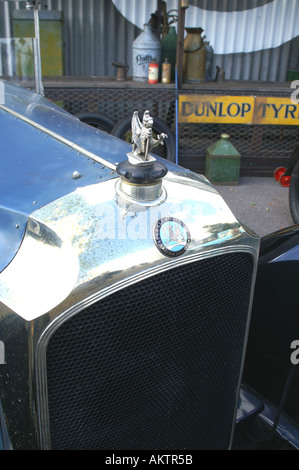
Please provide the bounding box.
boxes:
[161,26,177,81]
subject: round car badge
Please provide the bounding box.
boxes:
[153,217,191,257]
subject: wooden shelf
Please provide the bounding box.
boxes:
[42,76,292,95]
[181,80,292,95]
[42,76,175,90]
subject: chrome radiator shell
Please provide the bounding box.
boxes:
[0,170,259,450]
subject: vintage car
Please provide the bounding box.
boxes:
[0,79,298,451]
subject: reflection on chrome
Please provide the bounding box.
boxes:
[0,173,256,322]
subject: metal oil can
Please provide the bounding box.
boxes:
[205,134,241,185]
[132,23,161,82]
[183,27,206,83]
[161,58,171,84]
[148,59,159,83]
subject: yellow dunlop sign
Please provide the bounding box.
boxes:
[253,97,299,125]
[178,94,299,126]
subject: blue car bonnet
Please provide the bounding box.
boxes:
[0,81,182,273]
[0,82,129,273]
[0,81,183,272]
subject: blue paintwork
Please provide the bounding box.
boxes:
[0,400,11,450]
[2,81,182,172]
[0,80,184,273]
[236,386,263,424]
[0,81,130,273]
[2,82,130,165]
[0,107,113,273]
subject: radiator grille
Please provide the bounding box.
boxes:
[46,252,254,450]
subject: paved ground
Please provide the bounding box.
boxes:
[215,176,294,238]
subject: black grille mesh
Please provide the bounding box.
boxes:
[46,252,254,450]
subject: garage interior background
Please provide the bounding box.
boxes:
[1,0,299,175]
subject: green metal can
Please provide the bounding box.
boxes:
[13,9,64,77]
[205,134,241,185]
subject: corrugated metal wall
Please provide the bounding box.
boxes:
[185,0,298,81]
[112,0,299,81]
[0,0,141,77]
[0,0,298,81]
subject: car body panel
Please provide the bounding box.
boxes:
[243,225,299,429]
[4,78,298,450]
[0,81,187,274]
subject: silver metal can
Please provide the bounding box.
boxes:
[132,24,161,82]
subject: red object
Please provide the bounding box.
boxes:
[148,60,159,84]
[274,167,286,181]
[279,175,291,187]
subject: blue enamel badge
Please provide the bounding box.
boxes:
[153,217,191,257]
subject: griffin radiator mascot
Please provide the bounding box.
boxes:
[128,110,168,164]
